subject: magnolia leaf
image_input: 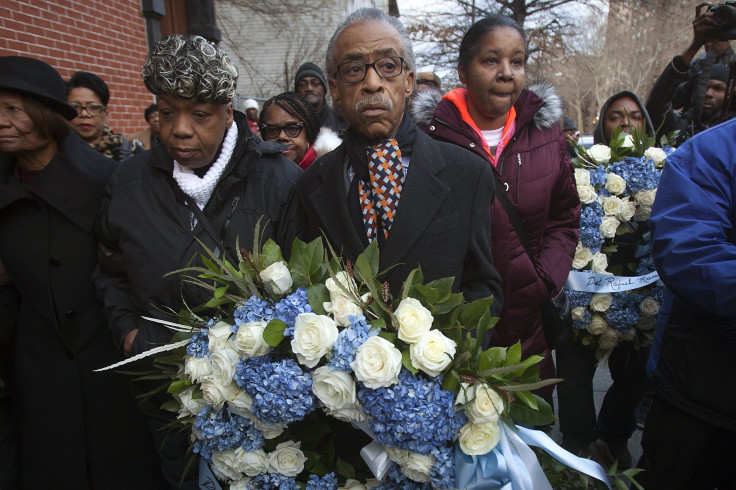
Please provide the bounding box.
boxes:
[481,346,507,368]
[441,369,460,392]
[508,395,555,426]
[414,283,440,303]
[370,317,386,331]
[160,400,180,413]
[424,277,454,302]
[167,379,191,395]
[513,389,538,410]
[307,283,328,315]
[378,331,397,343]
[433,292,464,315]
[360,240,380,277]
[615,478,628,490]
[336,458,356,480]
[459,297,494,330]
[263,319,288,347]
[506,341,522,366]
[401,349,418,374]
[261,239,284,266]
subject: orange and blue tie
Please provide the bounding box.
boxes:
[358,138,404,242]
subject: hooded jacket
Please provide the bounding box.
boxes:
[593,90,655,145]
[411,84,581,384]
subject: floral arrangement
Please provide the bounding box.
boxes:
[566,129,674,358]
[108,235,611,489]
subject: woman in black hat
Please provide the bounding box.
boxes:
[0,56,164,489]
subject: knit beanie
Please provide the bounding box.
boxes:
[294,62,328,92]
[562,115,577,131]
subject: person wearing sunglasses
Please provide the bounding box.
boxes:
[66,71,142,162]
[259,92,341,170]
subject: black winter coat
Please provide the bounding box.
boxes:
[0,132,163,490]
[95,112,301,360]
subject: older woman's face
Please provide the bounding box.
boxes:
[158,94,233,169]
[67,87,107,144]
[0,91,54,156]
[458,26,526,130]
[261,104,309,163]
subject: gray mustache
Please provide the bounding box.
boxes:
[355,95,393,112]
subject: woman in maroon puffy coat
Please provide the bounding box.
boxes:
[411,15,580,400]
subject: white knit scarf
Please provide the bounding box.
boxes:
[172,123,238,210]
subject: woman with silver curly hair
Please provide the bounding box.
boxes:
[95,34,301,489]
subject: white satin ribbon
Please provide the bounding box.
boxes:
[351,420,393,480]
[565,270,660,293]
[199,457,223,490]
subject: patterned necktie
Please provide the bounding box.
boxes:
[358,138,405,242]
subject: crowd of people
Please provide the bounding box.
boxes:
[0,4,734,490]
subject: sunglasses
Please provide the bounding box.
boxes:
[260,122,304,140]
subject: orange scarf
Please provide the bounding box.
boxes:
[444,88,516,166]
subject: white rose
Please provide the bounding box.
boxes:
[586,314,608,336]
[644,147,668,165]
[605,173,627,195]
[616,199,637,222]
[229,477,252,490]
[324,294,363,327]
[227,390,254,418]
[291,313,339,368]
[260,261,293,295]
[634,205,652,222]
[621,328,637,342]
[250,417,287,439]
[177,386,205,418]
[577,184,598,204]
[634,189,657,206]
[601,195,624,216]
[268,441,307,477]
[637,315,658,331]
[351,336,403,389]
[456,382,504,424]
[234,321,270,358]
[458,421,501,456]
[574,168,591,186]
[328,403,368,423]
[599,327,622,350]
[385,445,411,465]
[207,321,234,353]
[201,378,239,409]
[621,133,635,148]
[183,355,212,383]
[640,296,660,317]
[409,330,456,377]
[588,144,611,165]
[234,447,269,477]
[312,366,358,412]
[589,293,613,312]
[573,243,593,270]
[325,271,358,300]
[599,216,620,239]
[571,306,586,321]
[210,449,242,481]
[395,297,434,344]
[339,479,367,490]
[591,252,611,275]
[210,344,241,386]
[400,452,435,483]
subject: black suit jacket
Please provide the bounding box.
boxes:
[292,129,502,310]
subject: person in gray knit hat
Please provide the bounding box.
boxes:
[294,61,346,132]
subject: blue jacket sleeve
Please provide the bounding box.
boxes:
[650,122,736,318]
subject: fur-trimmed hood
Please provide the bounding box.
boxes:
[312,127,342,159]
[410,82,563,131]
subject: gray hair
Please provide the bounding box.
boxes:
[325,8,415,78]
[142,35,238,104]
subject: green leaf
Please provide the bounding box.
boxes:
[424,277,455,303]
[378,331,397,343]
[481,347,507,368]
[336,458,356,480]
[441,370,460,392]
[160,400,180,413]
[414,282,440,304]
[203,296,231,308]
[263,319,287,346]
[433,293,464,315]
[508,395,555,426]
[261,238,284,266]
[459,297,494,330]
[513,390,538,410]
[354,254,375,285]
[400,268,419,300]
[402,349,418,374]
[307,283,329,315]
[370,318,386,331]
[360,240,380,277]
[167,379,191,395]
[213,285,228,299]
[506,341,522,366]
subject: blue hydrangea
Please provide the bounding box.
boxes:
[604,293,641,332]
[590,165,608,188]
[613,157,660,193]
[234,295,275,326]
[357,370,466,454]
[234,355,316,424]
[328,315,378,373]
[273,287,312,337]
[572,308,592,331]
[305,472,338,490]
[186,330,210,357]
[650,285,664,303]
[566,290,593,308]
[636,254,657,275]
[580,204,604,253]
[247,473,300,489]
[373,463,432,489]
[430,445,456,489]
[193,405,264,460]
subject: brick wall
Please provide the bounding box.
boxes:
[0,0,154,135]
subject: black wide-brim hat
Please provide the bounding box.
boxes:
[0,56,78,120]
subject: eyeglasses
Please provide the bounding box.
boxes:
[335,56,405,83]
[260,122,304,140]
[297,78,323,89]
[70,103,106,116]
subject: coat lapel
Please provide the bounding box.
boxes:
[306,145,366,260]
[380,132,450,268]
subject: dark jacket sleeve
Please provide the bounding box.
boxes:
[461,161,503,314]
[646,56,690,142]
[534,129,581,295]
